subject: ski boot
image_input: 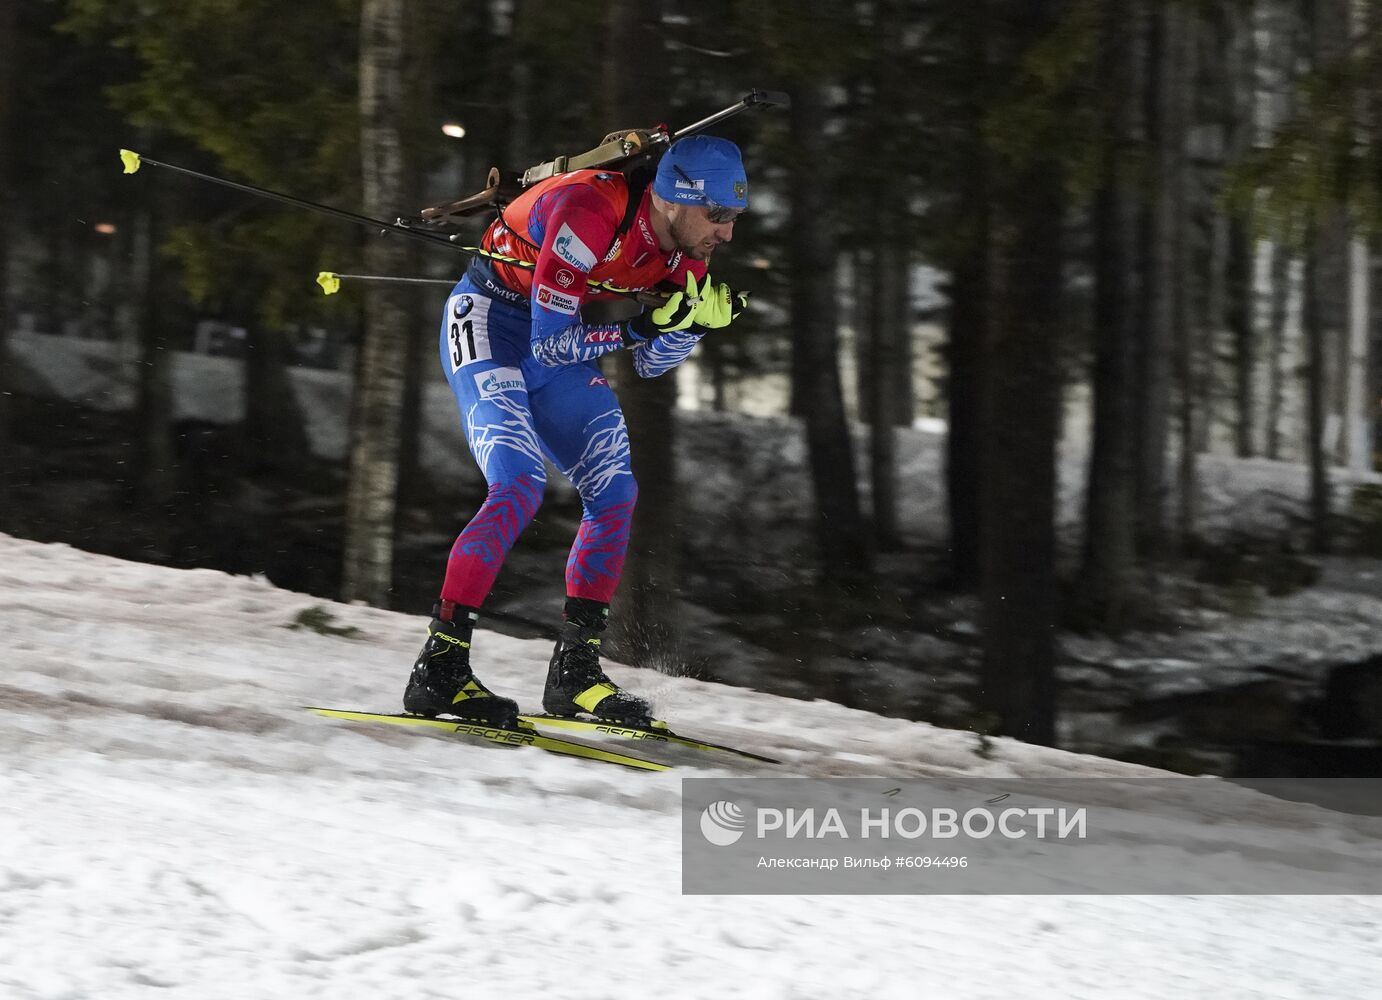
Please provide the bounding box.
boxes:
[403,604,519,728]
[543,598,651,724]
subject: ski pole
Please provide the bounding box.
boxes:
[118,150,667,305]
[316,272,458,295]
[119,149,467,255]
[313,268,664,304]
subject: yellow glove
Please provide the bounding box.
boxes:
[629,273,749,340]
[684,273,750,330]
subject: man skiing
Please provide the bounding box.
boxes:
[402,135,750,729]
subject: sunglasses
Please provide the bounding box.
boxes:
[674,165,746,224]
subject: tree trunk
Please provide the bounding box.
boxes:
[1134,0,1183,557]
[1264,242,1292,459]
[0,0,16,455]
[873,237,912,551]
[1257,0,1305,463]
[944,0,990,591]
[1172,10,1199,551]
[865,0,911,552]
[1225,0,1256,458]
[888,238,915,430]
[1079,0,1141,632]
[1227,224,1255,457]
[129,200,178,556]
[1343,0,1375,474]
[1345,238,1371,474]
[603,0,681,667]
[1299,0,1353,551]
[788,80,871,584]
[978,0,1064,747]
[854,246,872,423]
[393,283,426,510]
[343,0,412,606]
[866,201,906,551]
[868,236,902,551]
[1304,239,1332,553]
[393,2,429,513]
[241,321,311,471]
[1313,0,1352,472]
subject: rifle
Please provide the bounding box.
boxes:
[415,89,789,230]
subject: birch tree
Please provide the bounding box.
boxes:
[343,0,412,604]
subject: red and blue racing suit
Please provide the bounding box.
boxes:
[438,169,706,609]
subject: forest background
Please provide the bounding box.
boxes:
[5,0,1382,768]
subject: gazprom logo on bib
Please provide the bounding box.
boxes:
[700,800,747,846]
[474,367,524,398]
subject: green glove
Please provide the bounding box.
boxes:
[627,273,749,340]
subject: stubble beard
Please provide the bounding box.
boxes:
[670,214,715,262]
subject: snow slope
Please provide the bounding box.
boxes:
[2,533,1380,999]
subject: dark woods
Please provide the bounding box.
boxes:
[3,0,1382,750]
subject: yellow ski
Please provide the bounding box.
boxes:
[306,707,670,772]
[519,714,781,765]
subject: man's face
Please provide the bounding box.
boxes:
[667,203,738,261]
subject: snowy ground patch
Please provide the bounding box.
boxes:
[2,534,1380,998]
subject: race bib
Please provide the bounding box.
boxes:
[446,293,493,372]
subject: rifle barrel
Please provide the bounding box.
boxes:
[673,89,790,139]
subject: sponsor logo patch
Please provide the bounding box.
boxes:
[473,366,524,398]
[552,223,596,271]
[584,329,623,344]
[555,268,576,288]
[535,283,579,315]
[452,294,474,319]
[602,237,622,264]
[675,176,706,192]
